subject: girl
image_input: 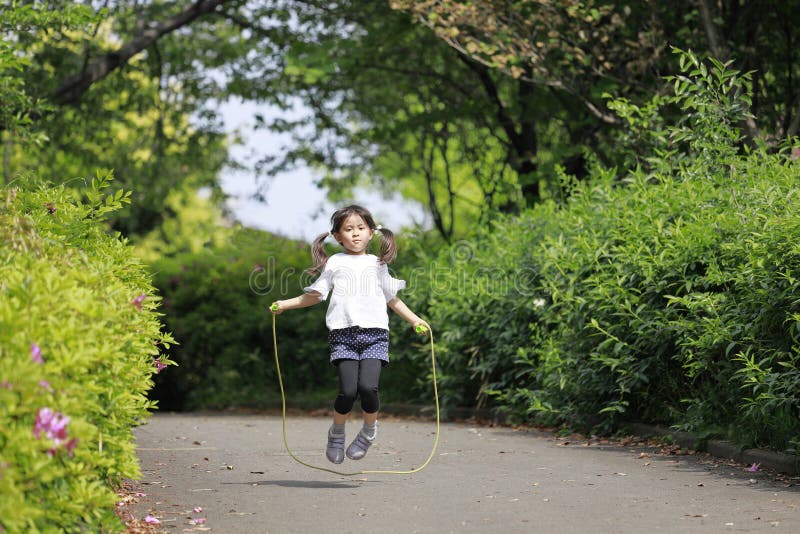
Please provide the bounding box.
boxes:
[270,205,428,464]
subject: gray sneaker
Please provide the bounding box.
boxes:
[326,427,345,464]
[346,428,375,460]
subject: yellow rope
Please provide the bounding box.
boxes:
[271,313,440,476]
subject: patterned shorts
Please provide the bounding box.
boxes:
[329,326,389,366]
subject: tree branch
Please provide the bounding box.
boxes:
[54,0,227,104]
[697,0,728,61]
[457,55,525,158]
[786,94,800,139]
[426,18,619,125]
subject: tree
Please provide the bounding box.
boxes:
[243,0,585,240]
[4,1,799,240]
[2,1,234,234]
[392,0,800,146]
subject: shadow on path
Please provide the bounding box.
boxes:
[222,479,374,489]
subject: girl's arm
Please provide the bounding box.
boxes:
[270,291,321,314]
[388,297,429,334]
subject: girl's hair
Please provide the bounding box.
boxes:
[307,204,398,276]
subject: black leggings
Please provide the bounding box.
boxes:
[333,359,382,414]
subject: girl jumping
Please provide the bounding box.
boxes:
[270,204,428,464]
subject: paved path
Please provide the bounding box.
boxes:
[129,412,800,533]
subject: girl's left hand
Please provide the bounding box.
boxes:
[413,321,430,336]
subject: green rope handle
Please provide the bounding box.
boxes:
[270,307,440,476]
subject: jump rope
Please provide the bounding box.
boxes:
[270,303,440,476]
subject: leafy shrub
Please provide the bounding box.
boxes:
[0,173,173,532]
[148,228,332,410]
[394,222,550,416]
[149,227,437,411]
[420,50,800,450]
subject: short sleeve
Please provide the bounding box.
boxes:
[379,263,406,302]
[304,263,333,300]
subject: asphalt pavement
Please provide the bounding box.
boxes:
[128,412,800,533]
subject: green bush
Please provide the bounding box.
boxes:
[420,51,800,451]
[0,174,173,532]
[149,228,332,410]
[149,228,437,411]
[394,223,549,415]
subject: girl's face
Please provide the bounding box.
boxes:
[333,214,373,255]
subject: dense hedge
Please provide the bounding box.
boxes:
[420,54,800,451]
[0,174,173,532]
[148,228,331,410]
[148,228,434,411]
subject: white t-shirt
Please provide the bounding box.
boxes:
[304,253,406,330]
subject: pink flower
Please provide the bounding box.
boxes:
[33,408,75,456]
[154,359,167,373]
[31,343,44,364]
[1,380,12,390]
[131,294,147,310]
[48,413,70,444]
[748,463,760,472]
[144,515,160,524]
[33,408,55,439]
[193,507,203,513]
[38,380,53,392]
[64,437,79,457]
[190,518,206,525]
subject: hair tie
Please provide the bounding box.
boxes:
[376,225,383,232]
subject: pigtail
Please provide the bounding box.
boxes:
[376,226,397,265]
[306,232,330,276]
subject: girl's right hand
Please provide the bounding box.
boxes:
[270,301,283,315]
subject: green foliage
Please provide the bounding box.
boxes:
[419,51,800,450]
[393,222,547,415]
[2,0,229,234]
[0,174,173,532]
[148,226,438,411]
[148,228,332,410]
[0,2,96,150]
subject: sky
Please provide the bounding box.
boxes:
[218,99,427,242]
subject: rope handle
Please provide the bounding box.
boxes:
[271,312,440,476]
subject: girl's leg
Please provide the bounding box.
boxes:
[356,358,382,416]
[333,359,360,415]
[327,359,359,464]
[333,411,348,425]
[363,411,377,425]
[347,359,382,460]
